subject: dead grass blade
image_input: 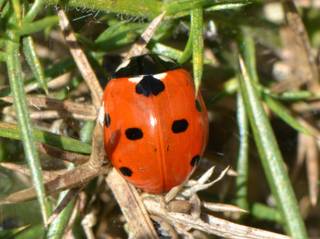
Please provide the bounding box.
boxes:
[58,9,102,108]
[106,168,159,238]
[0,162,108,204]
[144,197,290,239]
[0,162,65,181]
[1,95,97,121]
[38,144,89,165]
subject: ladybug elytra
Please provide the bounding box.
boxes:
[103,54,208,194]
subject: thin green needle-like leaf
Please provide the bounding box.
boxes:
[251,203,283,224]
[23,36,48,94]
[18,16,59,36]
[42,0,259,19]
[0,122,91,154]
[239,27,259,83]
[191,7,204,95]
[11,0,22,25]
[235,92,249,211]
[6,35,51,224]
[24,0,45,22]
[15,225,44,239]
[238,56,308,239]
[150,42,183,61]
[165,0,258,17]
[206,2,249,11]
[95,22,145,44]
[265,89,319,102]
[0,226,30,239]
[263,95,311,135]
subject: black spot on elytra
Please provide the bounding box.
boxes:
[191,155,200,167]
[125,128,143,140]
[112,54,179,78]
[136,75,165,97]
[195,99,202,112]
[171,119,189,133]
[119,167,133,177]
[105,113,111,127]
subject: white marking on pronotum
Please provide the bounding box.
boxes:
[153,72,167,80]
[128,75,144,83]
[128,72,167,83]
[98,102,105,126]
[116,59,130,72]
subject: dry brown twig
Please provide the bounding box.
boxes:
[142,167,290,239]
[25,72,72,93]
[0,162,65,181]
[2,95,97,121]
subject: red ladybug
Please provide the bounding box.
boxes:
[103,54,208,194]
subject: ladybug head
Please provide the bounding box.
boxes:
[112,54,180,78]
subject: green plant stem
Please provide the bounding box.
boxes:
[237,56,308,238]
[191,7,204,94]
[0,122,91,154]
[251,203,283,224]
[44,0,258,18]
[263,95,311,135]
[23,36,48,94]
[179,27,193,64]
[6,34,51,224]
[24,0,45,22]
[46,0,162,18]
[19,16,59,35]
[235,92,249,211]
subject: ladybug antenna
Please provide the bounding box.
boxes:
[126,11,166,60]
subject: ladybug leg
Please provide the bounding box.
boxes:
[81,211,97,239]
[165,167,197,203]
[182,166,230,198]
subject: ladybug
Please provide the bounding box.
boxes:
[103,54,208,194]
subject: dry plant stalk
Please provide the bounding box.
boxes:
[140,167,290,239]
[106,169,159,238]
[58,9,103,108]
[144,197,290,239]
[38,144,89,165]
[2,95,97,121]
